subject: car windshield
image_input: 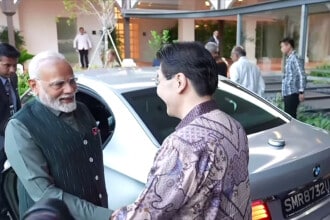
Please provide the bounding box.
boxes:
[123,85,286,145]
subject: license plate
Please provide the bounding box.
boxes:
[281,177,330,218]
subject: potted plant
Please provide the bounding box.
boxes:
[148,30,170,66]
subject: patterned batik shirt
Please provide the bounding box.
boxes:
[282,50,307,96]
[112,100,252,220]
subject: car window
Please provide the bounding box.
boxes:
[213,89,285,134]
[123,88,180,144]
[123,87,286,144]
[76,89,114,145]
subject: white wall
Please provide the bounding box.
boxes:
[17,0,101,64]
[18,0,66,53]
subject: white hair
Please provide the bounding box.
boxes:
[28,51,66,79]
[205,42,219,54]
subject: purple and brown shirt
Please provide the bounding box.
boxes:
[112,100,252,220]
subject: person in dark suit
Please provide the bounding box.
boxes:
[0,42,21,218]
[208,30,220,47]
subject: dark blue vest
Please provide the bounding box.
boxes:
[13,100,108,217]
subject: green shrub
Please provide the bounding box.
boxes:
[268,93,330,132]
[148,30,171,57]
[310,64,330,78]
[298,112,330,132]
[19,49,34,65]
[18,73,30,96]
[0,26,25,50]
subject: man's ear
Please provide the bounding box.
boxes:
[175,72,187,94]
[28,79,38,95]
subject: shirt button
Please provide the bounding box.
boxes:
[83,140,88,145]
[89,157,94,162]
[95,175,99,180]
[98,194,102,199]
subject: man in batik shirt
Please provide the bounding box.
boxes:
[112,42,252,220]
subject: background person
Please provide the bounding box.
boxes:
[280,37,307,118]
[229,45,265,96]
[111,42,251,219]
[0,43,21,219]
[73,27,92,69]
[105,49,120,68]
[205,41,228,77]
[5,51,112,220]
[208,30,220,47]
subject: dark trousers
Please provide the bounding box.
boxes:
[0,147,8,216]
[284,93,300,119]
[78,49,89,68]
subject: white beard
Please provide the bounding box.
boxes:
[38,86,77,113]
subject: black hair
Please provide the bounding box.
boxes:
[280,37,295,48]
[156,42,218,96]
[0,43,20,59]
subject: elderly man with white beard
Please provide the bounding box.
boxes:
[4,51,112,220]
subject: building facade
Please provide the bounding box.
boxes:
[0,0,329,72]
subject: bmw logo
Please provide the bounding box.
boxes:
[313,164,321,177]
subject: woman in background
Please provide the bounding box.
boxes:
[105,49,120,68]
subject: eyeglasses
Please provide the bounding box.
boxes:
[36,77,78,90]
[154,71,178,87]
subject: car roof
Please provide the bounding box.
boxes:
[75,67,230,93]
[76,67,156,83]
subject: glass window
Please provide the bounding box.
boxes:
[307,3,330,73]
[123,84,286,144]
[241,6,301,74]
[56,17,78,64]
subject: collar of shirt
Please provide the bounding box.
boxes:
[176,100,218,130]
[238,56,248,61]
[0,76,9,85]
[287,50,296,59]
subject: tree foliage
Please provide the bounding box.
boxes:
[62,0,116,29]
[0,26,25,50]
[148,30,171,58]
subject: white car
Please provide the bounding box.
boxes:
[4,67,330,220]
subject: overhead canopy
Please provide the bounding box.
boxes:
[120,0,330,19]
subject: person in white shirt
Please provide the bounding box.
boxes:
[73,27,92,69]
[229,46,265,96]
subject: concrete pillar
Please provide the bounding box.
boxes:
[178,19,195,41]
[177,0,195,42]
[299,4,308,63]
[244,17,257,64]
[236,14,242,46]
